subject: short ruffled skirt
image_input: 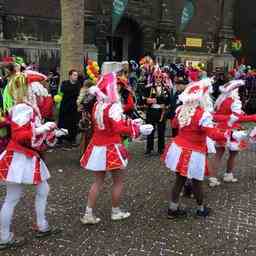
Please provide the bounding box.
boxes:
[0,150,50,184]
[80,143,129,171]
[164,142,208,181]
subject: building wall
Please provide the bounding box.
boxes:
[4,0,60,42]
[0,0,248,69]
[234,0,256,65]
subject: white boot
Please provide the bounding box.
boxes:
[208,177,221,187]
[223,173,238,183]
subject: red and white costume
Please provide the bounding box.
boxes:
[80,102,138,171]
[0,72,60,244]
[214,80,256,151]
[164,79,229,180]
[81,71,152,171]
[0,103,53,184]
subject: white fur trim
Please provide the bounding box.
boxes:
[108,103,123,122]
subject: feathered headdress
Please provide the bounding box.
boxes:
[219,80,245,94]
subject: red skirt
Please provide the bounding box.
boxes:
[80,143,129,171]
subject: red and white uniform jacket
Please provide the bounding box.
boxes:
[214,96,242,130]
[164,107,228,180]
[214,95,256,130]
[213,94,256,150]
[80,102,138,171]
[0,103,54,185]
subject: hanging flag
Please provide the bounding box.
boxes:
[179,0,195,32]
[112,0,128,34]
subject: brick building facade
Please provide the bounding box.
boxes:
[0,0,250,72]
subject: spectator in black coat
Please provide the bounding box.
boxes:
[58,69,81,147]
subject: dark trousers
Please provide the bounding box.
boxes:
[58,114,79,144]
[67,125,78,143]
[146,108,166,153]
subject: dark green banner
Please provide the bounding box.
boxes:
[180,0,196,32]
[112,0,128,34]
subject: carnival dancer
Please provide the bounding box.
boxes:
[211,80,256,184]
[164,78,247,218]
[77,79,96,156]
[0,74,63,250]
[80,64,153,224]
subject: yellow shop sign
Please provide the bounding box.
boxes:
[186,38,203,48]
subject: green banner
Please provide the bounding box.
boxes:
[112,0,128,34]
[180,0,196,32]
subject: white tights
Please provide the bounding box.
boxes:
[0,181,50,242]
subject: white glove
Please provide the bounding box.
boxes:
[132,118,144,126]
[139,124,154,136]
[228,114,239,127]
[232,130,248,141]
[55,128,68,138]
[35,122,56,135]
[44,122,57,130]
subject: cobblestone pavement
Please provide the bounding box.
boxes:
[1,140,256,256]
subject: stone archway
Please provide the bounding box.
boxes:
[107,16,143,62]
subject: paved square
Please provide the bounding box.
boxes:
[1,142,256,255]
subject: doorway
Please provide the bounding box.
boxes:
[106,17,143,62]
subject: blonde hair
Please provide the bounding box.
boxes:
[178,103,197,128]
[178,92,213,128]
[8,74,28,104]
